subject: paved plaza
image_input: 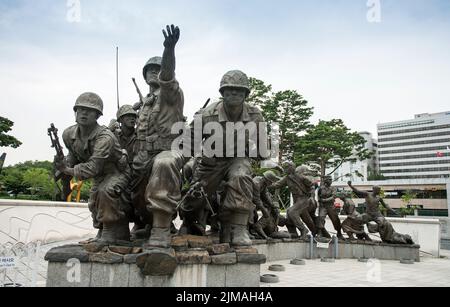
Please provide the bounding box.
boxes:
[261,250,450,287]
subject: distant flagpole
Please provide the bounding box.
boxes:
[116,46,120,111]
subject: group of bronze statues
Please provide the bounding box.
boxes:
[53,24,414,251]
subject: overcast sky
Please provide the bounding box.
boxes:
[1,0,450,166]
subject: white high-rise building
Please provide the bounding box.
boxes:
[378,112,450,180]
[330,132,378,182]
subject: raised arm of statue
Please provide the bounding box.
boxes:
[160,24,180,82]
[347,181,368,198]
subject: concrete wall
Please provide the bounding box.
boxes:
[0,199,96,245]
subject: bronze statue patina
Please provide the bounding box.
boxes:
[271,162,316,240]
[130,25,186,249]
[55,92,132,244]
[250,171,282,240]
[114,105,138,165]
[347,181,414,244]
[339,191,372,241]
[317,176,344,240]
[190,70,266,246]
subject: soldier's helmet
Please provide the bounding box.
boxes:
[73,92,104,115]
[142,56,162,79]
[263,171,281,183]
[116,105,137,120]
[219,70,250,96]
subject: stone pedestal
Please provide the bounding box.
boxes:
[45,236,265,288]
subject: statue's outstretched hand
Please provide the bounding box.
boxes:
[163,24,180,49]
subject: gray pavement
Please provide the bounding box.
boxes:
[261,253,450,287]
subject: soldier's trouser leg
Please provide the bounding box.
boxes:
[90,173,131,243]
[327,206,344,238]
[131,150,154,230]
[222,158,254,246]
[287,196,310,240]
[301,211,317,237]
[145,150,185,248]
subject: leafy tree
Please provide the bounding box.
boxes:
[0,116,22,148]
[295,119,374,178]
[22,168,54,199]
[248,78,313,162]
[0,167,26,195]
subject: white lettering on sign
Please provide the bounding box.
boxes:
[0,257,17,269]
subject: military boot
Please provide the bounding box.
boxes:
[230,212,252,246]
[220,222,231,244]
[147,211,173,249]
[147,227,171,248]
[99,223,116,244]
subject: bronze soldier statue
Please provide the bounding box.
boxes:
[317,176,344,240]
[114,105,138,165]
[250,171,282,239]
[131,25,185,249]
[347,181,396,227]
[339,191,372,241]
[190,70,266,246]
[55,92,132,244]
[271,162,316,240]
[347,182,414,244]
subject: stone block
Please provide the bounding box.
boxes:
[363,244,375,259]
[108,246,133,255]
[176,250,211,265]
[211,253,237,265]
[90,263,130,287]
[136,249,177,276]
[206,264,226,287]
[89,252,123,264]
[184,235,213,248]
[171,236,189,251]
[351,244,364,259]
[45,245,89,263]
[207,243,231,255]
[225,264,260,287]
[144,275,175,287]
[173,264,207,287]
[47,262,92,287]
[237,253,266,264]
[129,264,144,287]
[234,247,258,254]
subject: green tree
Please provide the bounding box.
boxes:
[248,78,313,161]
[22,168,54,199]
[0,116,22,148]
[0,167,26,196]
[295,119,374,178]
